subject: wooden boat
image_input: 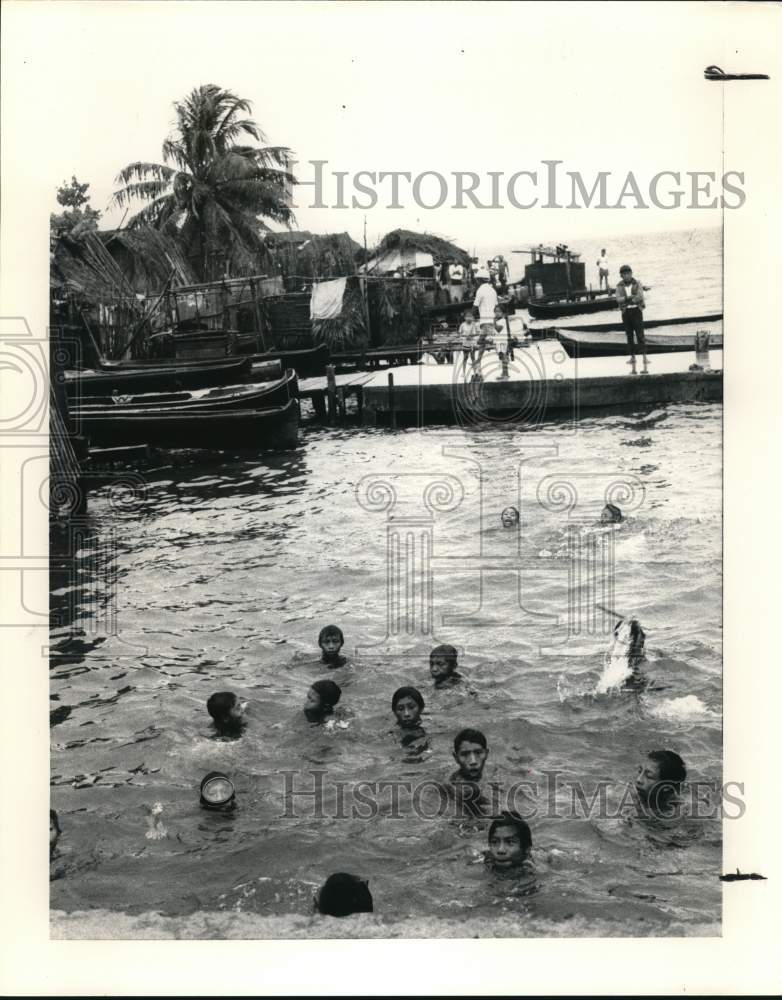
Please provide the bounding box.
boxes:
[64,357,275,397]
[551,312,723,334]
[148,329,331,378]
[527,293,618,320]
[75,396,300,449]
[557,324,723,358]
[71,369,297,414]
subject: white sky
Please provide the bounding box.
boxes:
[3,1,779,248]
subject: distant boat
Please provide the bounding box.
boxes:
[75,396,299,450]
[553,312,723,334]
[557,318,723,358]
[527,293,619,319]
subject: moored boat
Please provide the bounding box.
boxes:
[71,368,297,414]
[527,293,618,320]
[75,396,300,449]
[64,356,272,397]
[557,323,723,358]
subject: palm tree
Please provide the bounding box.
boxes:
[112,84,295,280]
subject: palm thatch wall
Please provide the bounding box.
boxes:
[265,231,362,288]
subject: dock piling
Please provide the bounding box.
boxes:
[388,372,396,429]
[326,364,337,423]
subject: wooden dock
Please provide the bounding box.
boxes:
[360,340,723,427]
[297,370,375,421]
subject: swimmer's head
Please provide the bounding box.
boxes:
[429,644,458,685]
[206,692,246,727]
[488,811,532,868]
[453,728,488,781]
[317,872,373,917]
[318,625,345,662]
[600,503,623,524]
[199,771,236,812]
[306,679,341,717]
[635,749,686,807]
[391,686,424,729]
[501,506,520,528]
[50,809,61,860]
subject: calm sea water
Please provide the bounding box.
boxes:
[50,227,722,936]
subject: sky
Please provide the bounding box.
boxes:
[3,1,779,251]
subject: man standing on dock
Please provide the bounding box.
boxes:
[616,264,648,371]
[473,276,498,374]
[596,249,610,291]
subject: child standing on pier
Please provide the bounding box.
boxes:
[458,311,478,374]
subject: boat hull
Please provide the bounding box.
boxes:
[71,369,297,414]
[64,357,271,397]
[527,295,618,319]
[558,327,723,357]
[77,397,300,449]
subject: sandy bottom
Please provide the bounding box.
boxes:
[50,909,719,940]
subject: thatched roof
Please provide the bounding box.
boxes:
[100,228,197,291]
[265,230,362,281]
[370,229,471,267]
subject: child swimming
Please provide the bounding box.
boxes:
[199,771,236,812]
[501,506,520,528]
[391,686,428,751]
[429,643,462,688]
[318,625,346,668]
[206,692,247,736]
[316,872,373,917]
[305,679,342,723]
[635,749,686,817]
[486,811,532,871]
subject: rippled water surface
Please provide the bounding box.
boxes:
[50,228,722,936]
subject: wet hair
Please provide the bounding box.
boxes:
[430,644,458,668]
[199,771,236,811]
[620,264,632,274]
[311,679,341,710]
[391,686,425,712]
[501,506,520,523]
[453,727,487,753]
[206,691,238,724]
[317,872,373,917]
[488,811,532,856]
[648,750,687,792]
[601,502,622,523]
[318,625,344,647]
[50,809,61,834]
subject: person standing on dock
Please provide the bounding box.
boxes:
[596,249,610,291]
[616,264,648,371]
[473,276,498,373]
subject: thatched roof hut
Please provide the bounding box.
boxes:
[365,229,471,274]
[265,230,362,286]
[100,229,198,294]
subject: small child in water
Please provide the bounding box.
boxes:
[501,506,520,528]
[486,811,532,872]
[430,644,462,688]
[317,872,373,917]
[305,679,342,723]
[391,686,428,751]
[199,771,236,812]
[318,625,346,668]
[206,692,246,736]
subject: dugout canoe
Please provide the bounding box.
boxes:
[76,396,300,450]
[551,312,723,334]
[527,294,619,320]
[557,326,724,358]
[71,368,297,414]
[64,357,281,397]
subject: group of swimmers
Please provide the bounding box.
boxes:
[50,502,690,918]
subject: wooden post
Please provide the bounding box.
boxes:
[326,364,337,423]
[388,371,396,429]
[250,278,268,352]
[312,391,327,421]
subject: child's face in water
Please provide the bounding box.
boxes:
[306,688,322,711]
[453,740,488,781]
[320,635,343,658]
[430,655,454,684]
[489,824,523,868]
[635,758,662,802]
[228,697,246,721]
[393,696,422,729]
